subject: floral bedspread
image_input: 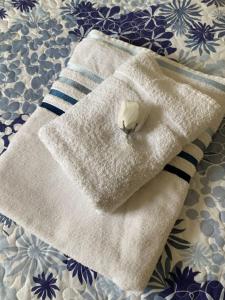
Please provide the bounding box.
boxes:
[1,0,225,299]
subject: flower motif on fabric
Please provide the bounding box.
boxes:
[0,227,65,286]
[0,17,75,121]
[65,3,177,56]
[31,272,60,300]
[202,0,225,7]
[198,118,225,172]
[165,219,190,260]
[12,0,38,12]
[131,6,167,29]
[0,214,14,229]
[214,15,225,37]
[63,256,97,285]
[0,115,26,154]
[159,266,225,299]
[176,49,198,68]
[61,0,94,17]
[185,22,219,55]
[0,266,18,300]
[0,61,22,86]
[160,0,202,35]
[90,6,120,31]
[0,8,7,20]
[130,26,174,55]
[121,7,177,56]
[181,243,211,269]
[148,257,176,293]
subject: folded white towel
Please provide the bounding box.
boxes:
[39,51,222,212]
[0,31,224,295]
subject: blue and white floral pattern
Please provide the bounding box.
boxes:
[0,7,7,19]
[159,266,225,299]
[31,272,60,300]
[1,0,225,299]
[202,0,225,7]
[0,227,66,287]
[160,0,202,35]
[63,256,97,286]
[0,114,27,154]
[67,4,177,55]
[185,22,219,55]
[0,265,18,300]
[213,15,225,38]
[12,0,38,12]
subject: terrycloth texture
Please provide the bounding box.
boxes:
[39,51,222,212]
[0,31,225,294]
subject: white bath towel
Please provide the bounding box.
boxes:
[0,31,224,294]
[39,51,222,212]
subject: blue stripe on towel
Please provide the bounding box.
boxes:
[58,76,91,94]
[40,102,65,116]
[50,89,78,105]
[68,63,104,84]
[178,151,198,167]
[157,60,225,93]
[89,34,225,93]
[42,36,223,184]
[164,164,191,183]
[192,139,206,152]
[42,83,205,184]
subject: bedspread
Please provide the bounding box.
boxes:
[0,0,225,299]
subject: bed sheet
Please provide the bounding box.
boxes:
[1,0,225,299]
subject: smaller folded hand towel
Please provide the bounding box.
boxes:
[39,51,222,212]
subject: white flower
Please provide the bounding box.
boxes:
[117,101,148,135]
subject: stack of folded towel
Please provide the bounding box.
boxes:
[0,30,225,295]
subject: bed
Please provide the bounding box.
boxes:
[0,0,225,299]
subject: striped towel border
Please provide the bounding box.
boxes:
[40,38,224,183]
